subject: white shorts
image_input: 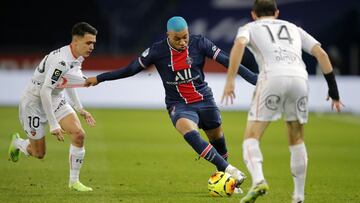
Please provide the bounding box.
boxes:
[248,76,309,124]
[19,93,75,140]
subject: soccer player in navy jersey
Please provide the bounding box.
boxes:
[85,16,258,189]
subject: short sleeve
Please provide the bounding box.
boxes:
[235,24,250,43]
[298,27,320,54]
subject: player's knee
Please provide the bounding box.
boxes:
[71,129,86,145]
[32,150,46,159]
[289,137,304,145]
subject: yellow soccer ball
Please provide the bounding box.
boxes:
[208,171,236,197]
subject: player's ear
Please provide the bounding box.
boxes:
[72,35,79,43]
[251,11,257,20]
[275,10,280,18]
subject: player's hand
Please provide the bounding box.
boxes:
[51,128,65,142]
[84,77,98,87]
[326,96,344,112]
[221,80,236,105]
[79,109,96,127]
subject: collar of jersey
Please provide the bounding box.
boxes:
[67,45,84,63]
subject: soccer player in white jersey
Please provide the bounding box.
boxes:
[8,22,97,192]
[221,0,344,202]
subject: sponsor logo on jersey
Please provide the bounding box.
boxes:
[59,61,66,67]
[274,47,298,64]
[265,95,281,110]
[297,96,308,112]
[166,69,200,85]
[54,99,66,113]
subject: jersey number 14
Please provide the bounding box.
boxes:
[262,25,293,44]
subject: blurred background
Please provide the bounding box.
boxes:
[0,0,359,112]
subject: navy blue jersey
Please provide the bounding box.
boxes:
[139,35,220,106]
[97,35,257,108]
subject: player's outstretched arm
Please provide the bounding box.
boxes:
[237,64,258,85]
[311,44,344,112]
[221,37,247,105]
[84,77,98,87]
[215,49,257,85]
[85,59,144,87]
[201,35,257,85]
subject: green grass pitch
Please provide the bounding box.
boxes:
[0,106,359,203]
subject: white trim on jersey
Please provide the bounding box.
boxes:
[213,48,221,60]
[168,46,175,72]
[138,57,146,68]
[186,49,204,102]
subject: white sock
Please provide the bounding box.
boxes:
[69,144,85,184]
[289,143,308,201]
[14,138,30,156]
[243,138,264,186]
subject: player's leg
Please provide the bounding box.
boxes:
[9,98,47,161]
[169,104,229,172]
[175,117,245,191]
[240,120,270,203]
[9,134,46,160]
[200,106,228,160]
[287,121,307,203]
[58,107,92,192]
[243,120,269,185]
[285,77,309,203]
[175,118,229,171]
[241,78,284,203]
[204,127,228,160]
[243,78,280,187]
[28,138,46,158]
[199,105,246,188]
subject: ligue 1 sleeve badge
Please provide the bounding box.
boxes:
[51,68,63,84]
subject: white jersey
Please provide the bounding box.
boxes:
[22,45,84,132]
[26,45,84,97]
[236,18,320,79]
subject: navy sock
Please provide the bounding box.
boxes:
[210,135,228,161]
[183,130,228,171]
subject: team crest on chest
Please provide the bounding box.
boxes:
[186,57,193,65]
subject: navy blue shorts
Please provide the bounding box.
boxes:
[167,99,222,130]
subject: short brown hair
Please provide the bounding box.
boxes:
[71,22,97,37]
[253,0,278,17]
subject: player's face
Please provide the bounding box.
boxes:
[167,29,189,51]
[73,33,96,58]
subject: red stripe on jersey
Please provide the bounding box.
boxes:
[170,48,190,71]
[177,83,203,103]
[170,47,203,103]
